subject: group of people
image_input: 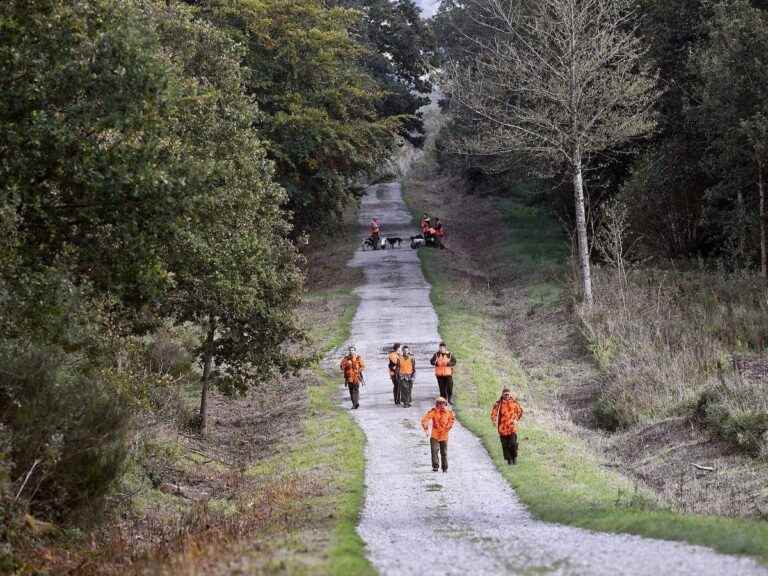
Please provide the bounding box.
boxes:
[340,344,524,472]
[419,213,446,248]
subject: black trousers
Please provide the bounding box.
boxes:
[437,375,453,402]
[430,438,448,471]
[391,374,400,404]
[347,382,360,408]
[399,376,413,405]
[500,433,518,462]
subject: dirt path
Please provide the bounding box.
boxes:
[337,181,767,576]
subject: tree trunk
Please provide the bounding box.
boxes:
[199,320,216,433]
[573,154,593,306]
[759,157,766,279]
[737,189,746,262]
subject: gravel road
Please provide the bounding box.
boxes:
[336,181,767,576]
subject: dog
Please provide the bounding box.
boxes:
[362,236,387,251]
[410,235,425,249]
[386,237,403,249]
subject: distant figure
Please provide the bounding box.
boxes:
[340,345,365,409]
[490,388,524,464]
[370,217,381,249]
[397,345,416,407]
[421,397,455,473]
[432,218,446,249]
[420,213,431,236]
[430,342,457,404]
[388,343,402,405]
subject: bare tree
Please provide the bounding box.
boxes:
[442,0,658,306]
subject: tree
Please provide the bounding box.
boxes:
[194,0,400,232]
[442,0,659,305]
[692,1,768,274]
[334,0,436,146]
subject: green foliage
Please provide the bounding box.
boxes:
[0,0,304,520]
[195,0,400,231]
[335,0,435,147]
[698,385,768,458]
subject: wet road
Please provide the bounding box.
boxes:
[333,181,767,576]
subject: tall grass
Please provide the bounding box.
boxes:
[579,264,768,455]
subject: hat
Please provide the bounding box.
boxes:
[436,396,447,404]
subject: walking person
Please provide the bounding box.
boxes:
[490,388,524,464]
[340,345,365,409]
[397,345,416,407]
[430,342,456,404]
[421,397,455,473]
[388,343,402,405]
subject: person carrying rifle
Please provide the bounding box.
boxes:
[388,342,402,405]
[340,345,365,409]
[490,388,524,464]
[430,342,457,404]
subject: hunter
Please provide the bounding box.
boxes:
[388,342,402,405]
[430,342,457,404]
[421,396,455,473]
[490,388,524,465]
[397,345,416,408]
[340,345,365,409]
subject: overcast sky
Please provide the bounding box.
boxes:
[415,0,441,18]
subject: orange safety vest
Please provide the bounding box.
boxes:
[421,407,455,441]
[491,399,524,435]
[398,355,415,376]
[432,352,454,377]
[340,355,365,384]
[387,351,400,376]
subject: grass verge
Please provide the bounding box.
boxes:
[407,180,768,563]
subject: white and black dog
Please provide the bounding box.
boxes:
[386,237,403,249]
[362,236,387,251]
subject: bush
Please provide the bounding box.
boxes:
[579,264,768,432]
[697,381,768,457]
[0,343,133,520]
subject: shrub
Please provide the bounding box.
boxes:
[579,264,768,433]
[0,343,133,520]
[697,379,768,457]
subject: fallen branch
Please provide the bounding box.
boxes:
[14,459,41,503]
[692,463,715,472]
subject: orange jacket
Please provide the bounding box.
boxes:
[433,223,445,238]
[430,351,456,376]
[420,217,430,233]
[490,399,523,435]
[340,354,365,384]
[421,407,455,441]
[397,355,415,377]
[387,351,400,377]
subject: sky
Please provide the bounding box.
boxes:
[415,0,441,18]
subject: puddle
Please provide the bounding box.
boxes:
[425,483,443,492]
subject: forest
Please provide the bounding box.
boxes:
[2,0,768,573]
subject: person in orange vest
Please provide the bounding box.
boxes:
[490,388,524,464]
[387,342,402,405]
[430,342,457,404]
[340,345,365,409]
[396,345,416,407]
[431,218,446,249]
[369,217,381,249]
[420,214,431,236]
[421,396,455,473]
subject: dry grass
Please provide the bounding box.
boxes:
[404,146,768,521]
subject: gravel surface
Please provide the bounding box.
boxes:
[335,182,767,576]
